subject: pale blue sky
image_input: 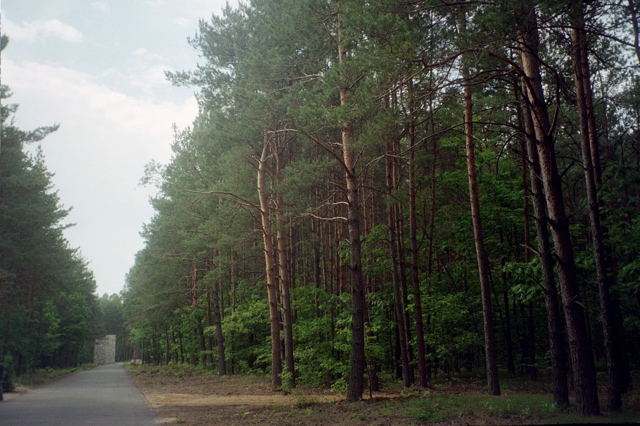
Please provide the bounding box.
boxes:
[2,1,236,295]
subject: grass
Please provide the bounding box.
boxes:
[17,364,96,387]
[126,364,640,425]
[395,390,640,424]
[293,395,323,408]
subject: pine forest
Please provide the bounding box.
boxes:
[2,0,640,417]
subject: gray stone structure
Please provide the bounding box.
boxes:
[94,335,116,364]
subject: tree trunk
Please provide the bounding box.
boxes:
[178,331,185,364]
[502,288,516,377]
[570,3,628,410]
[521,152,537,381]
[257,134,282,390]
[344,129,365,402]
[205,285,214,367]
[425,104,438,383]
[190,257,198,307]
[165,326,171,365]
[210,283,226,375]
[386,136,411,388]
[519,82,570,407]
[277,227,295,388]
[362,288,380,393]
[196,317,207,365]
[229,252,237,375]
[516,7,599,415]
[460,6,500,395]
[274,131,296,389]
[337,5,366,402]
[408,80,428,388]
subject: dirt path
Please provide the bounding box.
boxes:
[127,365,412,425]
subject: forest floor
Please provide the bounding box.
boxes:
[126,364,640,425]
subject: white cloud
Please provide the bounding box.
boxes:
[2,14,83,43]
[0,0,235,295]
[173,17,190,27]
[91,1,110,12]
[4,58,197,183]
[133,47,164,61]
[4,58,197,294]
[127,49,176,95]
[128,64,175,94]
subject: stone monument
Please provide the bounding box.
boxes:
[94,335,116,364]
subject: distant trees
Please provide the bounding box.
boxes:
[1,36,99,376]
[122,0,639,414]
[97,293,131,362]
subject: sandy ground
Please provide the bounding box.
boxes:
[126,366,414,425]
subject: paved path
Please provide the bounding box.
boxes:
[0,364,158,425]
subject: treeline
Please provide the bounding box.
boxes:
[0,36,106,383]
[97,293,134,362]
[122,0,640,415]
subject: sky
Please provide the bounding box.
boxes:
[2,0,236,296]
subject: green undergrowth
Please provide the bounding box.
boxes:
[17,364,96,388]
[125,362,227,379]
[394,391,640,424]
[126,362,199,378]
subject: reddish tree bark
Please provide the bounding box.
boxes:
[460,6,500,395]
[520,88,569,407]
[516,7,599,415]
[337,5,367,400]
[257,134,282,390]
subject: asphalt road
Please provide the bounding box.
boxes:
[0,364,158,425]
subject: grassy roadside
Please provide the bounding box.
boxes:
[15,364,96,388]
[126,364,640,425]
[394,390,640,424]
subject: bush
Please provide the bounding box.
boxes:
[2,355,16,392]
